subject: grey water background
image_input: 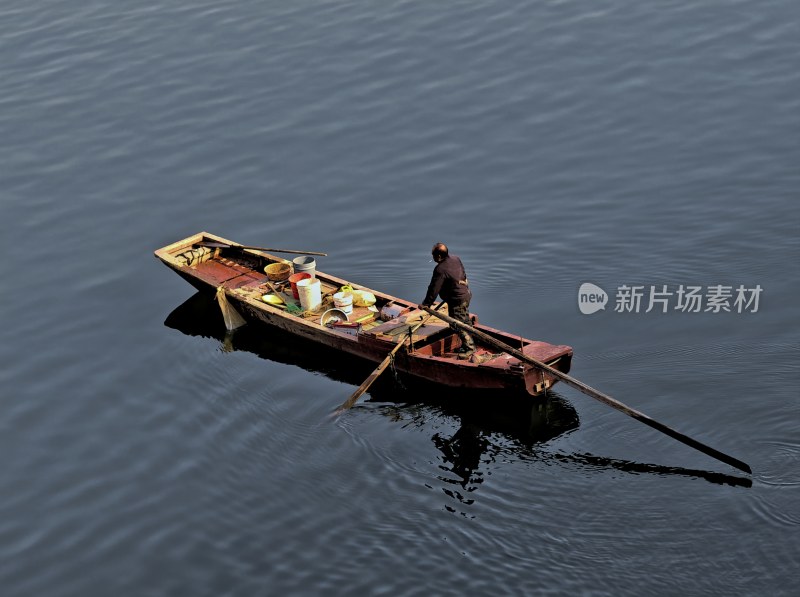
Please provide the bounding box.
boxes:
[1,0,798,595]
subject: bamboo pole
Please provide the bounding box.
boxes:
[198,241,327,257]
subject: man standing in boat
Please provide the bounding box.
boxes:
[420,243,476,359]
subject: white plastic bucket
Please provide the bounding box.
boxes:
[333,291,353,314]
[296,278,322,311]
[292,256,316,278]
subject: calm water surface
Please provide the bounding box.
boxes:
[1,1,798,595]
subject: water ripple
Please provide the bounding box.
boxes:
[2,0,799,595]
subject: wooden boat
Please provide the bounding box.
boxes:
[154,232,573,396]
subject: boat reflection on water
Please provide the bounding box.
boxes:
[164,292,751,490]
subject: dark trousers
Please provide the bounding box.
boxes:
[449,300,475,350]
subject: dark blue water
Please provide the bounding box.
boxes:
[2,1,798,595]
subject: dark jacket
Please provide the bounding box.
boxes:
[422,255,471,306]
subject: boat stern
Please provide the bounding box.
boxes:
[518,342,573,396]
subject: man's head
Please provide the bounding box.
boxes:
[431,242,448,263]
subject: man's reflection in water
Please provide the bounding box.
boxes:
[432,398,580,513]
[433,422,488,505]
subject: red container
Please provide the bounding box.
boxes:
[288,272,312,299]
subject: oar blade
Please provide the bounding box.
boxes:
[639,416,752,474]
[334,355,392,414]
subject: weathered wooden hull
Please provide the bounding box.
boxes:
[155,232,573,396]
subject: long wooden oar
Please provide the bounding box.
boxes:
[334,302,445,414]
[199,241,327,257]
[421,306,752,474]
